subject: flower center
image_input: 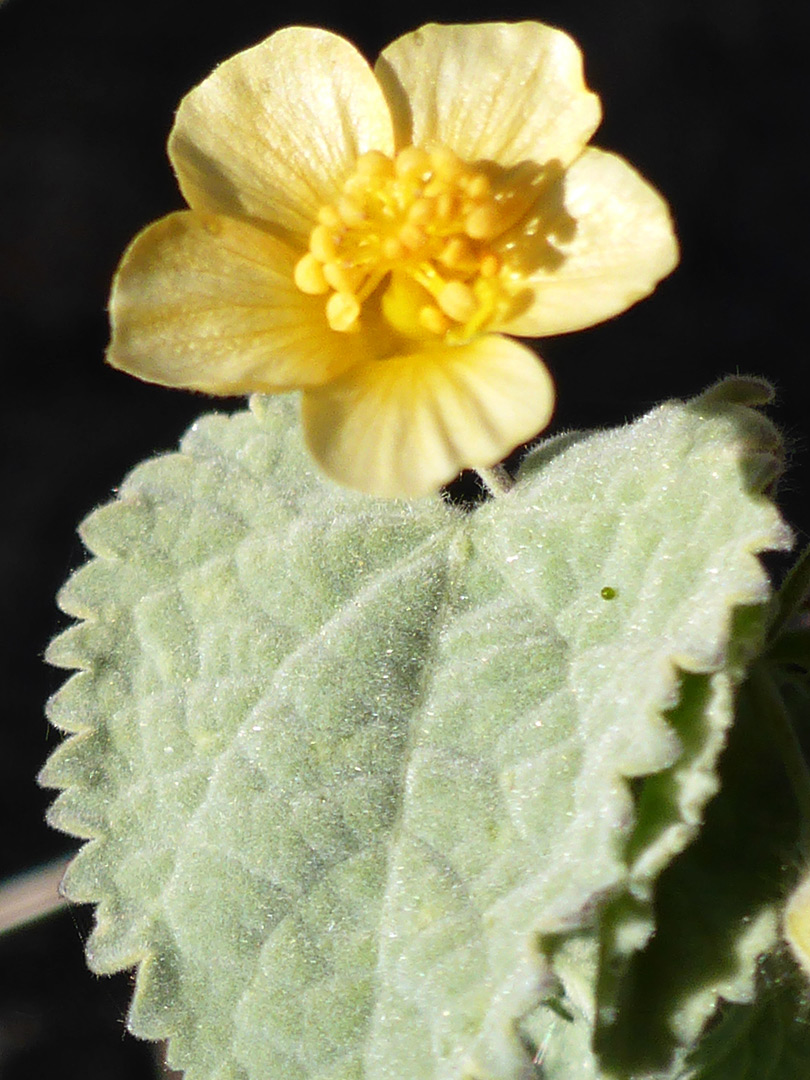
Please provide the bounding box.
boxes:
[294,145,540,342]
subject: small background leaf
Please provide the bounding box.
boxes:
[589,656,807,1077]
[684,962,810,1080]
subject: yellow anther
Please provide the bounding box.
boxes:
[429,146,464,182]
[465,173,491,200]
[399,222,428,253]
[382,236,405,260]
[438,236,475,270]
[294,252,330,295]
[326,291,361,332]
[395,146,431,179]
[419,304,452,335]
[422,178,446,199]
[464,201,507,241]
[407,198,435,226]
[480,253,500,278]
[343,175,372,199]
[337,196,366,227]
[309,224,337,262]
[355,150,394,178]
[435,191,457,221]
[322,262,361,294]
[317,205,342,229]
[437,280,478,323]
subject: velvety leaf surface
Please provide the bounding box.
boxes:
[42,380,790,1079]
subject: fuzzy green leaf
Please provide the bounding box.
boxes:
[42,380,790,1080]
[683,965,810,1080]
[586,657,807,1077]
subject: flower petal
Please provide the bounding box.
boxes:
[107,211,374,393]
[169,27,395,241]
[501,147,679,336]
[301,335,555,498]
[376,21,601,168]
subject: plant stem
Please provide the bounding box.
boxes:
[475,464,514,498]
[0,855,71,934]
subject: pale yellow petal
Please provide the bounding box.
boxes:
[169,27,395,241]
[107,211,375,394]
[785,871,810,979]
[501,147,679,336]
[301,335,555,498]
[376,22,601,168]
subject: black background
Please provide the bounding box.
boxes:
[1,0,808,1075]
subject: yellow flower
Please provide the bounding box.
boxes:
[785,870,810,980]
[107,22,678,498]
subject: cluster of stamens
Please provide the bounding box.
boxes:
[294,145,536,340]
